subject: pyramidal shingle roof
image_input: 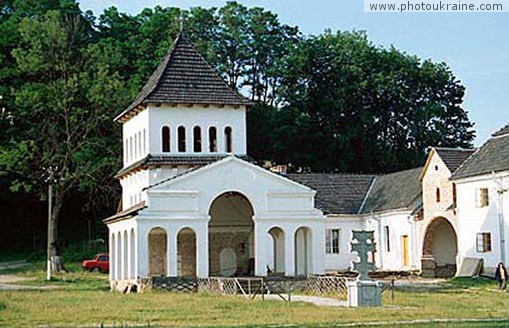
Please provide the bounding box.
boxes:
[115,34,252,122]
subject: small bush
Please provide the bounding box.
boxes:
[0,302,6,311]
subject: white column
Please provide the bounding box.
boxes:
[312,223,325,274]
[285,226,295,276]
[196,221,209,278]
[110,233,115,281]
[116,232,122,280]
[137,226,149,278]
[168,228,178,277]
[126,230,132,279]
[173,127,179,153]
[133,228,138,279]
[217,126,225,153]
[204,127,210,153]
[254,221,268,276]
[120,232,125,279]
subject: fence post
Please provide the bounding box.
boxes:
[261,278,265,301]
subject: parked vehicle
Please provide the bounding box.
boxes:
[82,254,109,273]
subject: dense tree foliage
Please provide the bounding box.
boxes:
[0,0,475,251]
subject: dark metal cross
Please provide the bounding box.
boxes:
[351,230,376,281]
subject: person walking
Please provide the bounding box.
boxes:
[495,262,507,291]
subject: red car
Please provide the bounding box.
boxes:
[82,254,109,273]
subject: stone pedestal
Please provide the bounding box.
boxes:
[347,280,382,307]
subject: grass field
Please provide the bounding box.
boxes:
[1,262,509,327]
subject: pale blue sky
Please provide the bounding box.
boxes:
[80,0,509,145]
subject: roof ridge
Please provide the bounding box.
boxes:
[379,166,423,177]
[287,172,378,177]
[450,144,483,179]
[433,146,476,152]
[357,176,377,214]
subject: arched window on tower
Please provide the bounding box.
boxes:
[178,126,186,152]
[193,126,202,152]
[224,126,233,153]
[162,126,170,152]
[209,127,217,152]
[436,188,441,203]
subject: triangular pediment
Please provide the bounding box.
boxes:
[148,156,314,194]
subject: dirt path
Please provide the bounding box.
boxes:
[0,260,56,290]
[0,260,28,271]
[263,294,348,307]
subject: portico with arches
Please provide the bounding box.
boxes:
[104,33,325,289]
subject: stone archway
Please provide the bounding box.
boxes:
[148,227,167,276]
[295,227,312,277]
[422,217,458,278]
[177,227,197,277]
[208,191,254,276]
[268,227,285,275]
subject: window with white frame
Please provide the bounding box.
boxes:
[325,229,340,254]
[476,232,491,252]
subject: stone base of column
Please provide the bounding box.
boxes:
[347,280,382,307]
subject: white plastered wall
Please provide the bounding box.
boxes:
[455,171,509,270]
[146,105,247,156]
[130,157,326,279]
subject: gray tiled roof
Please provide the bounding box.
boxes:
[286,173,376,214]
[433,147,475,173]
[116,34,251,122]
[115,154,252,178]
[360,167,423,214]
[103,201,147,224]
[492,123,509,137]
[451,132,509,180]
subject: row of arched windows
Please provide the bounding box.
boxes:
[161,126,233,153]
[125,129,146,163]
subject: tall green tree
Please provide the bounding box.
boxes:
[1,7,123,258]
[264,31,475,172]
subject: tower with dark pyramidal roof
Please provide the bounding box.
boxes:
[115,34,252,211]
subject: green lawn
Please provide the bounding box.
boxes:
[1,262,509,327]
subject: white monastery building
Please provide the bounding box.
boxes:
[104,34,509,288]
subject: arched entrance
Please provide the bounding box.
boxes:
[422,217,458,278]
[268,227,285,275]
[148,227,167,276]
[208,191,254,276]
[295,227,312,276]
[177,227,196,277]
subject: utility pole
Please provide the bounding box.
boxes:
[47,180,53,280]
[493,171,508,265]
[44,166,57,281]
